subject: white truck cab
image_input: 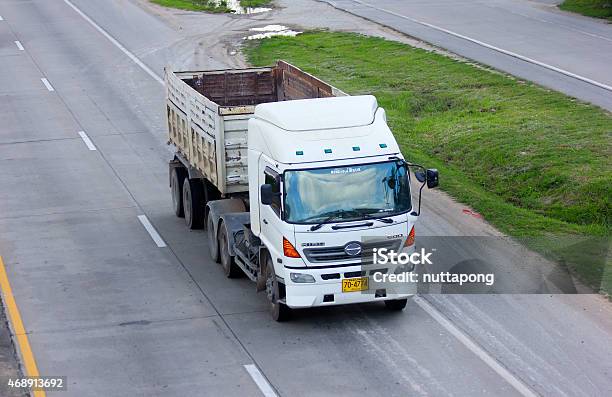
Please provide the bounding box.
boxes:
[249,95,418,308]
[165,62,438,321]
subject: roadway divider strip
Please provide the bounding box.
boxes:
[77,130,97,151]
[0,256,46,397]
[137,215,167,248]
[40,78,54,92]
[244,364,278,397]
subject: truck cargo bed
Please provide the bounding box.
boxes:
[165,61,346,196]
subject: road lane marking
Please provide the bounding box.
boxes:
[486,4,612,43]
[14,40,24,51]
[346,0,612,92]
[62,0,164,86]
[40,78,54,92]
[77,130,97,151]
[244,364,278,397]
[413,296,538,397]
[137,215,167,247]
[0,15,4,21]
[0,257,46,397]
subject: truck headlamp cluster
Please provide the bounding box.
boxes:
[290,273,316,283]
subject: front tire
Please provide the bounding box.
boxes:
[384,298,408,311]
[183,178,204,229]
[219,223,241,278]
[264,255,291,322]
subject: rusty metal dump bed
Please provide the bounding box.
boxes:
[165,61,345,195]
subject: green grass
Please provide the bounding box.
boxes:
[240,0,272,7]
[150,0,231,13]
[244,31,612,294]
[559,0,612,20]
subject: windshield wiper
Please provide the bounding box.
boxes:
[309,210,347,231]
[308,209,394,231]
[351,208,394,224]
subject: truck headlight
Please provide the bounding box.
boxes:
[290,273,316,283]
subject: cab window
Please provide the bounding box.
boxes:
[264,171,281,216]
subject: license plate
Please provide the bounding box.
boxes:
[342,277,369,292]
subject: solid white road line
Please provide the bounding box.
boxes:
[14,41,24,51]
[413,296,538,397]
[62,0,164,86]
[348,0,612,92]
[137,215,167,248]
[40,78,54,91]
[77,130,97,151]
[244,364,278,397]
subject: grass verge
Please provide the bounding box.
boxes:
[150,0,231,13]
[244,31,611,294]
[559,0,612,20]
[240,0,272,7]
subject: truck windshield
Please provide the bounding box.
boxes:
[283,161,411,224]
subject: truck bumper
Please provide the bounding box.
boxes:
[284,276,415,308]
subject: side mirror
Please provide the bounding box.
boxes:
[260,184,274,205]
[415,171,426,183]
[426,169,439,188]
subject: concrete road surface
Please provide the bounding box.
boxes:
[0,0,610,396]
[318,0,612,111]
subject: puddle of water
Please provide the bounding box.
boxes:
[221,0,272,14]
[245,24,302,40]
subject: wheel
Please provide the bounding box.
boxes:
[207,213,220,263]
[183,178,204,229]
[264,255,291,322]
[219,223,241,278]
[384,298,408,311]
[170,167,186,217]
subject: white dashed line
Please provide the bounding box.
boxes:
[62,0,164,86]
[77,131,97,151]
[137,215,166,248]
[14,41,24,51]
[347,0,612,92]
[414,296,538,397]
[40,78,54,92]
[0,16,4,21]
[244,364,278,397]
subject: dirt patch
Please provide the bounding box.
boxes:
[132,0,466,70]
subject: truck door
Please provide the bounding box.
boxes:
[259,163,285,262]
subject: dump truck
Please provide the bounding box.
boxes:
[165,61,439,321]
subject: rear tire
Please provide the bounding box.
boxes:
[207,214,220,263]
[384,298,408,311]
[170,167,186,217]
[265,255,291,322]
[219,223,241,278]
[183,178,204,229]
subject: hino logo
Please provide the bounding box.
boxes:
[344,242,362,256]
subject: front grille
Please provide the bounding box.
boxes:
[303,239,402,264]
